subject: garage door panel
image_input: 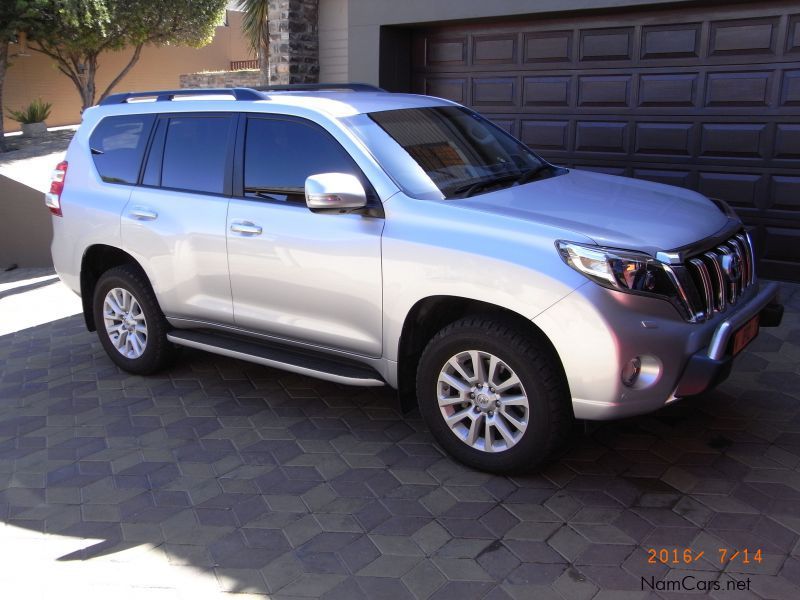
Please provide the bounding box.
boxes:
[572,164,628,177]
[523,76,571,107]
[638,73,698,107]
[641,24,701,59]
[633,168,693,188]
[698,172,767,211]
[575,121,629,154]
[425,37,467,66]
[473,34,517,65]
[471,77,517,106]
[520,120,571,152]
[762,226,800,268]
[579,28,634,62]
[421,77,466,103]
[634,123,694,156]
[410,1,800,280]
[781,70,800,105]
[774,124,800,158]
[523,31,573,63]
[577,75,632,107]
[705,71,773,107]
[771,175,800,210]
[699,123,767,159]
[789,15,800,53]
[708,18,780,57]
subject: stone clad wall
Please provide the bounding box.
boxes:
[268,0,319,84]
[179,70,263,89]
[182,1,321,89]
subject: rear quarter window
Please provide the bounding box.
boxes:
[89,115,155,185]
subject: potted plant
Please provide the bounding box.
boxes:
[7,98,52,138]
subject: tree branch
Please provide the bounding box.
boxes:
[98,43,143,103]
[32,44,83,90]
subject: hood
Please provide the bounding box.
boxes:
[455,169,731,255]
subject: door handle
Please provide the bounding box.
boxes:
[230,220,263,236]
[129,206,158,221]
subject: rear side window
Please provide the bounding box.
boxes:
[89,115,154,185]
[243,117,358,202]
[161,115,235,194]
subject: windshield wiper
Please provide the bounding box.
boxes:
[449,163,556,199]
[450,173,520,198]
[513,163,554,186]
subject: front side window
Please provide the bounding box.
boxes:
[344,106,558,200]
[243,117,359,202]
[89,115,154,185]
[161,116,234,194]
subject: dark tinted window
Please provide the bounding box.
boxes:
[244,118,357,202]
[161,116,233,194]
[89,115,154,184]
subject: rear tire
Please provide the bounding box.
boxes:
[416,316,572,473]
[93,265,175,374]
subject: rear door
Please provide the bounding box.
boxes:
[122,112,237,324]
[225,114,384,357]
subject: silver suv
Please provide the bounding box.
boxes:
[48,85,784,472]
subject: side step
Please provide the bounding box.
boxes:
[166,330,385,387]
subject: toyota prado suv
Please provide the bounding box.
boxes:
[47,85,784,473]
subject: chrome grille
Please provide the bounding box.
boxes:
[683,231,756,321]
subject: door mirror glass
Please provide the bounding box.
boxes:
[305,173,367,212]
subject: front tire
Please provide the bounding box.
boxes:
[416,317,572,473]
[93,265,175,374]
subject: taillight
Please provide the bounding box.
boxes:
[45,160,68,217]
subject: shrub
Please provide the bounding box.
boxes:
[7,98,53,124]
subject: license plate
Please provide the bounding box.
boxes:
[732,315,760,355]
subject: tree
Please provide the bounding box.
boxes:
[0,0,49,151]
[31,0,228,111]
[240,0,269,85]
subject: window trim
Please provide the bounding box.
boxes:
[89,114,155,186]
[233,113,382,212]
[138,112,237,197]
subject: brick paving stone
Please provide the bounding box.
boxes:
[0,277,798,598]
[402,560,446,599]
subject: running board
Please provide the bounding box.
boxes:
[166,330,385,387]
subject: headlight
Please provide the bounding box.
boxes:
[556,240,676,297]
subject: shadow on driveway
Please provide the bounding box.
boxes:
[0,285,799,598]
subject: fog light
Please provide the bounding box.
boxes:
[622,357,642,387]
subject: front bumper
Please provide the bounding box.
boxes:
[533,280,783,421]
[674,282,783,397]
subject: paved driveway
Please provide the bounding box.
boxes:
[1,270,799,599]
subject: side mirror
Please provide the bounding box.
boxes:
[305,173,367,212]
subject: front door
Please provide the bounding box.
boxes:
[226,115,384,357]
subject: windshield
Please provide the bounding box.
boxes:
[343,106,557,200]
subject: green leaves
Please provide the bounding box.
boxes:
[34,0,228,54]
[240,0,269,54]
[0,0,52,42]
[19,0,229,108]
[6,97,53,123]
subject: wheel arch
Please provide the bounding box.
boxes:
[395,295,568,413]
[80,245,148,332]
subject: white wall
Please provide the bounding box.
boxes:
[319,0,349,82]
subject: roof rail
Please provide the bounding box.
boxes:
[255,83,385,93]
[99,88,265,106]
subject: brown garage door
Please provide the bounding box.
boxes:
[410,1,800,280]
